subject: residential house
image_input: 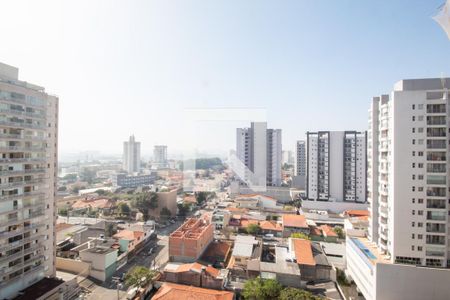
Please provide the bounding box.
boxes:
[289,238,332,283]
[282,214,310,237]
[113,230,145,254]
[163,262,228,290]
[229,235,260,270]
[152,283,234,300]
[79,243,118,282]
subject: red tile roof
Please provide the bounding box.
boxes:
[259,220,283,231]
[292,238,315,266]
[113,230,144,241]
[283,214,308,228]
[309,226,322,236]
[344,210,369,217]
[319,225,338,237]
[173,262,220,277]
[152,283,234,300]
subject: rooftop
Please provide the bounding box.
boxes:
[283,214,308,228]
[232,235,258,258]
[165,262,220,278]
[349,237,391,265]
[152,282,234,300]
[343,210,369,217]
[113,229,144,241]
[170,218,212,240]
[291,238,315,266]
[13,277,64,300]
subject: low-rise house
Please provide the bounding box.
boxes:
[211,210,231,230]
[282,214,309,237]
[163,262,228,290]
[71,198,114,215]
[113,229,145,254]
[310,225,339,242]
[344,216,368,237]
[259,220,283,237]
[78,241,118,282]
[247,245,302,288]
[169,217,214,262]
[152,283,234,300]
[289,238,332,283]
[234,194,281,210]
[229,235,260,270]
[200,241,232,269]
[343,209,369,218]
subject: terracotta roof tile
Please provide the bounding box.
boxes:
[319,225,338,237]
[152,283,234,300]
[283,214,308,228]
[344,210,369,217]
[259,221,283,231]
[292,238,315,266]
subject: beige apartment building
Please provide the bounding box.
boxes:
[0,62,58,299]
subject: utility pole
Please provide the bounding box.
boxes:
[111,277,122,300]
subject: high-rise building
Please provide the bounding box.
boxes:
[306,131,367,203]
[153,145,168,168]
[0,62,58,299]
[123,135,140,173]
[346,78,450,300]
[296,140,306,177]
[236,122,282,187]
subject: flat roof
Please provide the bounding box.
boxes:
[14,277,64,300]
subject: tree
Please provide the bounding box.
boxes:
[125,266,158,288]
[105,223,117,237]
[246,224,261,235]
[242,278,282,300]
[279,287,322,300]
[196,192,207,205]
[290,232,310,240]
[117,202,131,216]
[131,192,158,221]
[177,203,191,216]
[333,226,345,239]
[59,208,68,216]
[160,207,171,220]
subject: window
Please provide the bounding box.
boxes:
[412,128,416,133]
[418,151,424,156]
[412,210,415,215]
[412,139,416,145]
[412,151,416,156]
[418,127,424,133]
[412,187,416,192]
[418,222,423,227]
[412,116,416,121]
[418,210,423,215]
[412,222,415,227]
[418,234,423,239]
[418,163,424,168]
[412,175,416,180]
[418,198,424,204]
[412,104,415,110]
[412,163,416,168]
[412,233,415,239]
[412,198,416,204]
[418,104,424,110]
[418,116,424,121]
[418,187,423,192]
[418,246,423,251]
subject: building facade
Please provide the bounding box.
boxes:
[0,62,58,299]
[306,131,367,203]
[122,135,140,173]
[153,145,168,168]
[346,78,450,300]
[111,172,156,188]
[236,122,282,187]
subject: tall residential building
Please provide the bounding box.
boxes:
[296,140,306,177]
[122,135,140,173]
[153,145,168,168]
[0,62,58,299]
[236,122,282,187]
[306,131,367,203]
[346,78,450,300]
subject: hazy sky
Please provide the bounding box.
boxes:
[0,0,449,157]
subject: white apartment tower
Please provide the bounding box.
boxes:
[153,145,168,168]
[236,122,282,187]
[123,135,140,173]
[369,78,450,267]
[306,131,367,203]
[0,62,58,299]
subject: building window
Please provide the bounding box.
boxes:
[418,187,423,192]
[418,163,423,168]
[418,234,423,239]
[412,222,415,227]
[418,151,424,156]
[418,198,423,204]
[418,246,423,251]
[418,222,423,227]
[412,210,415,215]
[412,175,416,180]
[412,139,416,145]
[412,187,416,192]
[412,104,415,110]
[412,163,416,168]
[412,151,416,156]
[418,210,423,216]
[412,116,416,121]
[411,246,415,251]
[412,128,416,133]
[412,198,416,203]
[412,233,415,239]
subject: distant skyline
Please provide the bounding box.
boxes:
[1,0,449,157]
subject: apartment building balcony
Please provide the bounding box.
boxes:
[0,191,46,203]
[0,157,47,164]
[0,134,47,142]
[0,178,48,189]
[0,108,46,120]
[0,145,46,152]
[0,168,47,176]
[0,120,46,130]
[0,223,45,240]
[379,206,388,218]
[379,228,388,241]
[426,104,446,114]
[0,94,47,108]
